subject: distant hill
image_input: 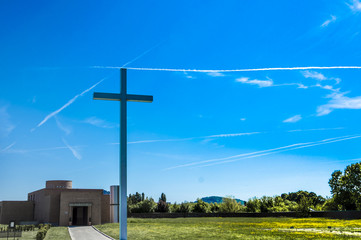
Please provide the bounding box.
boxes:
[200,196,246,205]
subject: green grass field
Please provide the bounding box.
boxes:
[96,217,361,239]
[0,227,70,240]
[44,227,71,240]
[0,229,38,240]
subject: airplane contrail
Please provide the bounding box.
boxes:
[194,135,361,168]
[164,134,361,170]
[125,132,261,144]
[125,127,343,145]
[33,78,105,130]
[62,138,82,160]
[0,142,16,153]
[121,42,163,68]
[92,66,361,72]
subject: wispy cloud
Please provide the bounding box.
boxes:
[4,145,85,154]
[302,70,327,80]
[283,115,302,123]
[288,127,344,132]
[348,0,361,12]
[127,131,261,144]
[62,138,82,160]
[164,134,361,170]
[0,106,15,136]
[317,92,361,116]
[0,142,16,153]
[236,77,273,87]
[207,72,225,77]
[183,71,194,79]
[55,116,71,135]
[321,15,337,27]
[322,157,361,164]
[83,117,117,128]
[302,71,341,85]
[207,132,259,138]
[314,83,337,91]
[33,79,104,130]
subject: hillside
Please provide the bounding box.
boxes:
[200,196,246,205]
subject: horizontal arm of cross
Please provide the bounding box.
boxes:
[93,92,153,103]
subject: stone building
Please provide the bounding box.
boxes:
[0,180,110,226]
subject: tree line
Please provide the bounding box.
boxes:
[127,162,361,214]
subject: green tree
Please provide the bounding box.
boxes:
[174,202,192,213]
[219,197,241,213]
[128,192,142,204]
[210,202,220,213]
[297,196,311,217]
[160,193,167,202]
[193,199,209,213]
[329,162,361,210]
[281,190,325,207]
[156,193,169,212]
[130,198,157,213]
[246,197,261,212]
[259,196,274,213]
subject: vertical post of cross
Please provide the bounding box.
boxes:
[93,68,153,240]
[120,68,127,240]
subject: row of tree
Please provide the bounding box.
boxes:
[127,162,361,213]
[128,192,246,214]
[127,191,326,214]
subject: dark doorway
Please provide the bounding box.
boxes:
[72,206,88,226]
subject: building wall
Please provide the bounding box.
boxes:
[59,190,103,226]
[101,194,110,224]
[46,180,72,189]
[28,189,52,223]
[0,201,34,224]
[3,181,111,226]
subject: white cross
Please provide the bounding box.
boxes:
[93,68,153,240]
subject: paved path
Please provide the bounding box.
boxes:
[68,226,112,240]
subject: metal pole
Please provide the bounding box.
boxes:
[120,68,127,240]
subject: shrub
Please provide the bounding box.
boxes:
[177,202,192,213]
[210,202,220,213]
[36,224,51,240]
[193,199,209,213]
[156,200,169,212]
[297,196,311,217]
[246,197,261,212]
[219,197,242,213]
[131,198,157,213]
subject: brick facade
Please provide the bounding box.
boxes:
[0,180,110,226]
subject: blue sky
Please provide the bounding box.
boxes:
[1,0,361,203]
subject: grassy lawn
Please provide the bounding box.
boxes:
[44,227,71,240]
[0,227,70,240]
[19,230,38,240]
[3,230,38,240]
[96,217,361,239]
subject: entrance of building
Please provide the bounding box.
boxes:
[72,206,88,226]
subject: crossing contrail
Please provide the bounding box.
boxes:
[126,132,261,144]
[33,78,105,130]
[62,138,82,160]
[164,134,361,170]
[194,135,361,168]
[92,66,361,72]
[121,42,163,68]
[0,142,16,153]
[125,127,343,144]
